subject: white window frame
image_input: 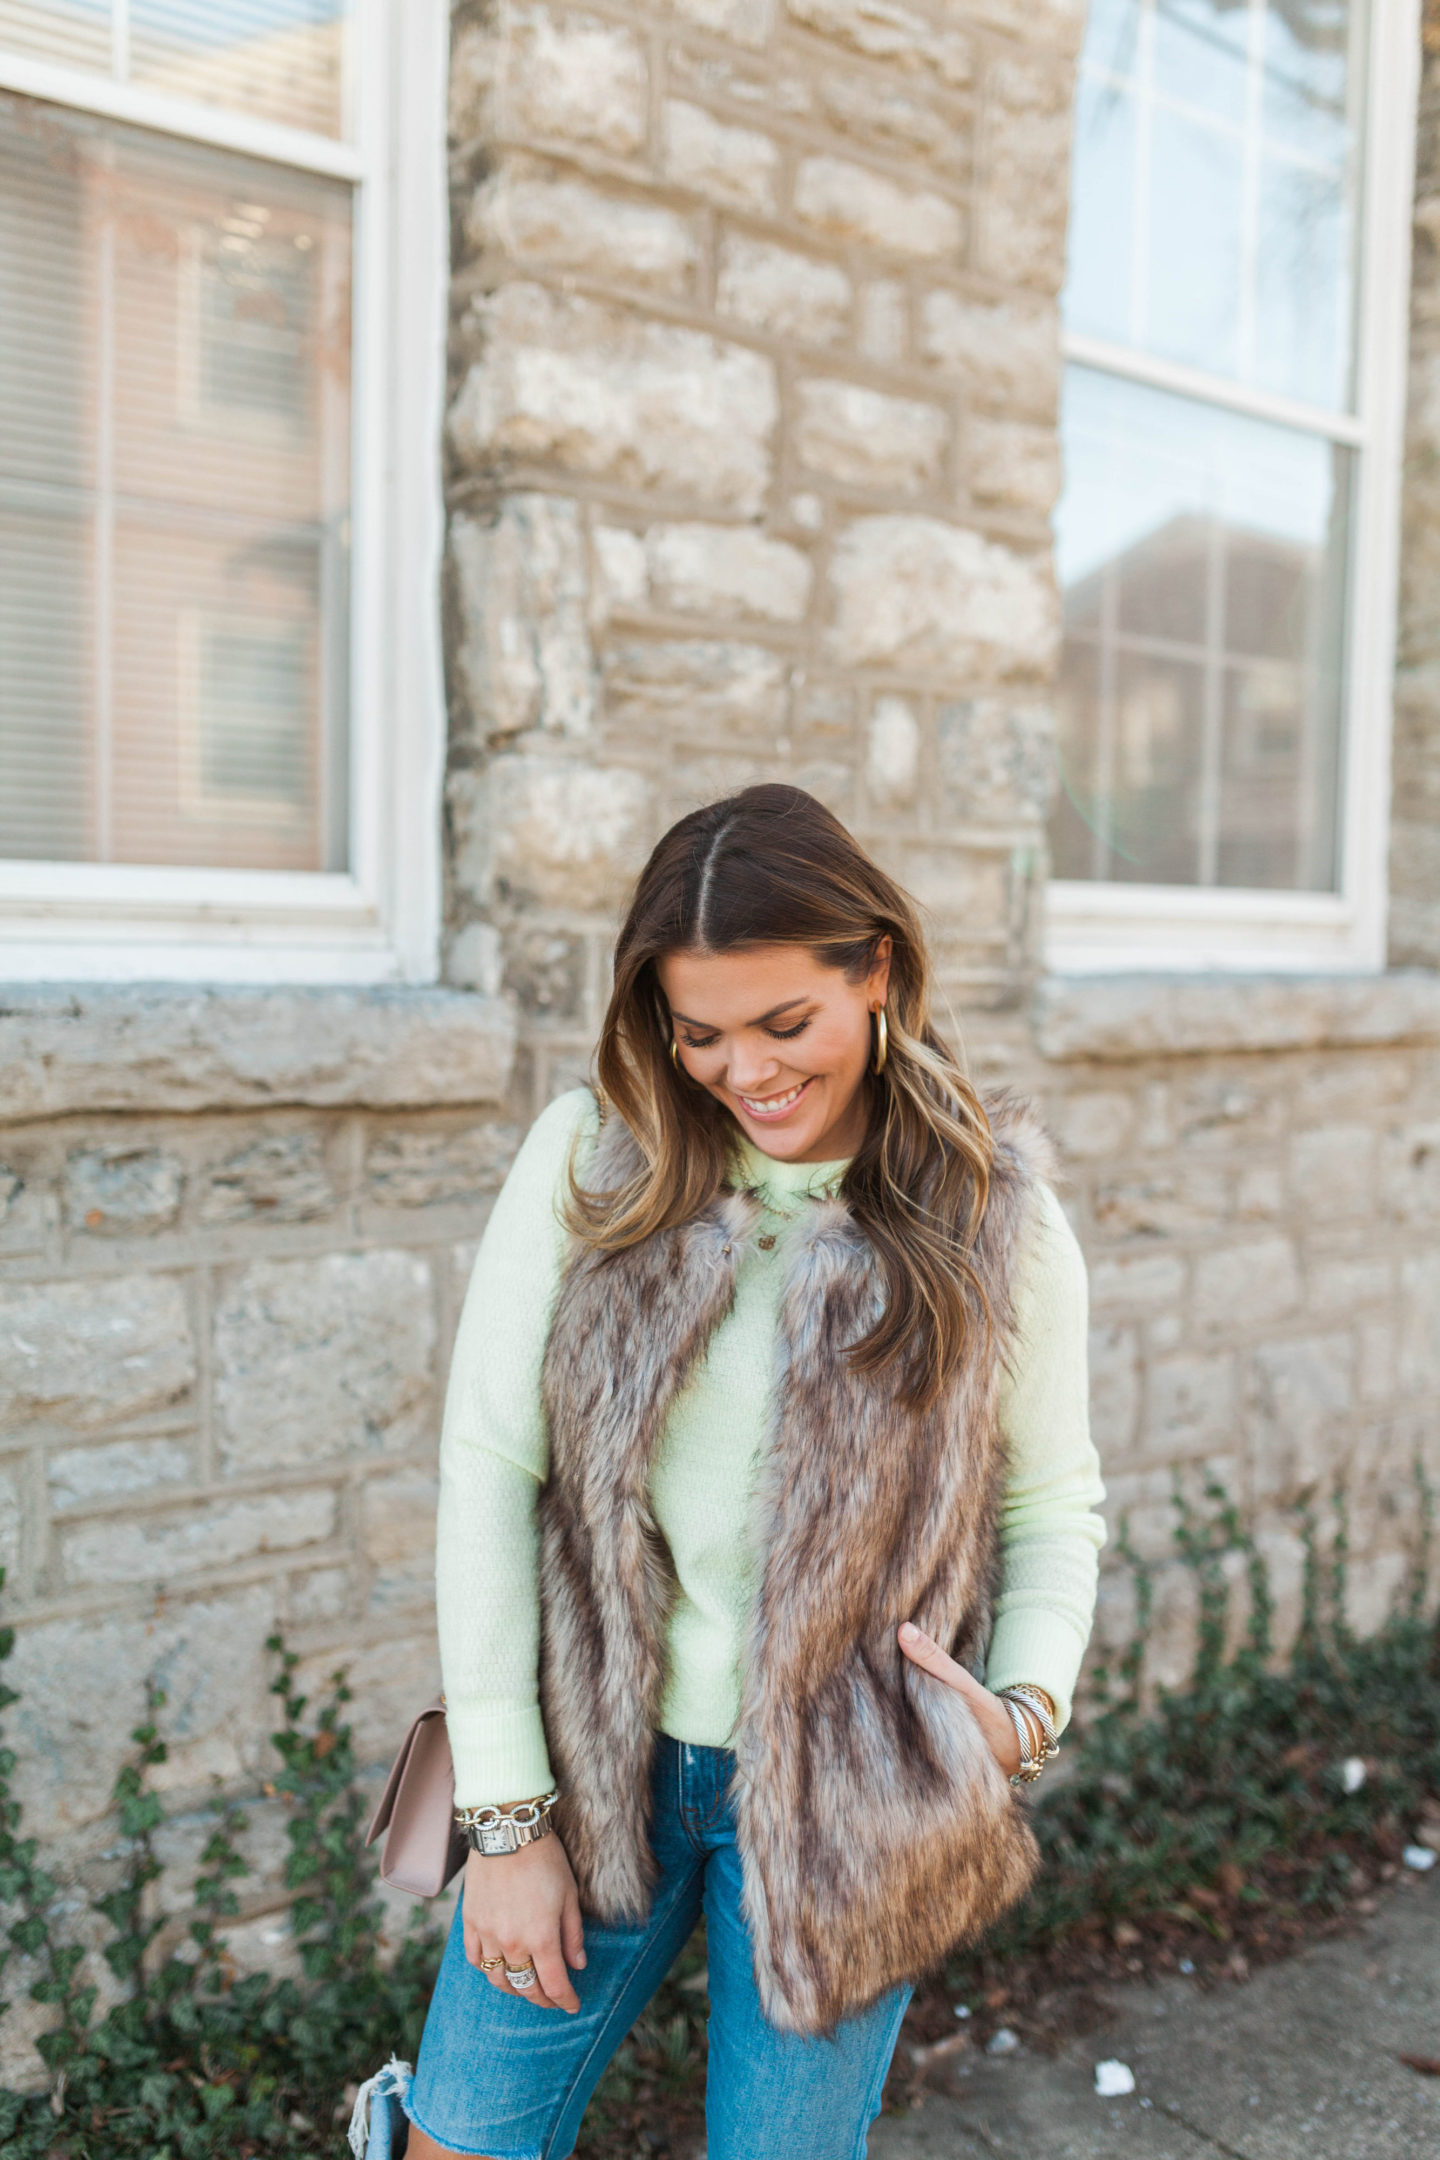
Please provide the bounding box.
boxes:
[0,0,449,984]
[1046,0,1421,975]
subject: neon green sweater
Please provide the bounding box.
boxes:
[436,1089,1107,1807]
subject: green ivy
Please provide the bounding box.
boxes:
[0,1611,444,2158]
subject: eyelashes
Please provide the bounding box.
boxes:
[679,1018,812,1051]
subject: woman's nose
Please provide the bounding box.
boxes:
[725,1045,782,1092]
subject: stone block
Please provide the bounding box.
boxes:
[1358,1319,1399,1402]
[793,156,963,259]
[645,523,813,623]
[1400,1249,1440,1393]
[796,378,948,495]
[199,1130,336,1225]
[825,515,1054,675]
[468,165,699,294]
[47,1437,193,1513]
[501,4,648,159]
[0,988,516,1122]
[666,40,813,115]
[60,1488,337,1587]
[452,285,778,516]
[1245,1335,1354,1502]
[967,414,1061,515]
[1144,1353,1237,1460]
[895,844,1008,928]
[980,53,1070,287]
[1088,1249,1187,1313]
[1288,1124,1378,1220]
[1031,972,1440,1065]
[1092,1169,1231,1240]
[816,67,968,174]
[7,1584,278,1832]
[0,1159,56,1256]
[673,0,776,47]
[1236,1162,1285,1219]
[64,1145,184,1235]
[1088,1321,1140,1456]
[503,928,589,1022]
[786,0,973,87]
[865,696,921,808]
[214,1251,436,1476]
[287,1565,352,1623]
[451,754,654,913]
[366,1122,523,1207]
[1380,1120,1440,1221]
[450,16,499,143]
[715,234,853,347]
[919,288,1059,416]
[362,1467,439,1611]
[0,1275,194,1431]
[450,496,596,746]
[936,696,1055,822]
[663,99,779,213]
[1193,1238,1302,1334]
[1050,1089,1134,1159]
[602,638,789,737]
[858,279,907,363]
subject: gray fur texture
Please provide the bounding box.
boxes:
[538,1091,1052,2033]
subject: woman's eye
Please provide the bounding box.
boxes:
[681,1033,718,1051]
[766,1019,810,1041]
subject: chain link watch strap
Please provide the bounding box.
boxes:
[455,1788,559,1857]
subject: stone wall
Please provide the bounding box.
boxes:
[442,0,1082,1116]
[0,989,515,2073]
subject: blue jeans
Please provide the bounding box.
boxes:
[396,1737,910,2160]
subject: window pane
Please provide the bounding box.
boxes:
[1051,367,1350,891]
[0,0,110,74]
[132,2,351,139]
[0,91,351,871]
[1065,0,1366,412]
[0,4,351,140]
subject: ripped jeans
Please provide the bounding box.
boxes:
[350,1737,909,2160]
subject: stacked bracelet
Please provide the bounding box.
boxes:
[997,1685,1060,1786]
[455,1788,559,1856]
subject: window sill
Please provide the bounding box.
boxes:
[1032,969,1440,1063]
[0,984,516,1126]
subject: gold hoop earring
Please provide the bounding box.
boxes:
[871,1004,888,1077]
[670,1036,681,1071]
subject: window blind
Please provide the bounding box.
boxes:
[0,88,352,870]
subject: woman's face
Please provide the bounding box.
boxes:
[656,940,892,1164]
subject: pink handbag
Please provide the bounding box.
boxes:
[364,1698,469,1898]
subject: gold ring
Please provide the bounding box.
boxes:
[478,1951,505,1971]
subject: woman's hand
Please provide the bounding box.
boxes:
[460,1834,586,2013]
[897,1621,1022,1779]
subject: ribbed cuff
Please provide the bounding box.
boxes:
[445,1701,554,1810]
[984,1610,1087,1734]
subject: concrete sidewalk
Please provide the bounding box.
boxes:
[870,1870,1440,2159]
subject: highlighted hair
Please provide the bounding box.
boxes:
[568,784,995,1411]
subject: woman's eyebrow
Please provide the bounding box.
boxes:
[671,996,811,1029]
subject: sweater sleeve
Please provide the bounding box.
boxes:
[435,1087,599,1807]
[984,1179,1108,1734]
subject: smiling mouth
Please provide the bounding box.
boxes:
[736,1078,812,1120]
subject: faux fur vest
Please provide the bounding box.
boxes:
[537,1090,1050,2033]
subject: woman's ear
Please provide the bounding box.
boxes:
[867,934,893,1008]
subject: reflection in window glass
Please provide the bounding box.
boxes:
[0,2,351,140]
[1065,0,1365,413]
[1051,369,1350,892]
[0,92,352,872]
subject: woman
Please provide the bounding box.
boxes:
[374,785,1105,2160]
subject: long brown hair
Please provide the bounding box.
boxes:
[567,784,995,1410]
